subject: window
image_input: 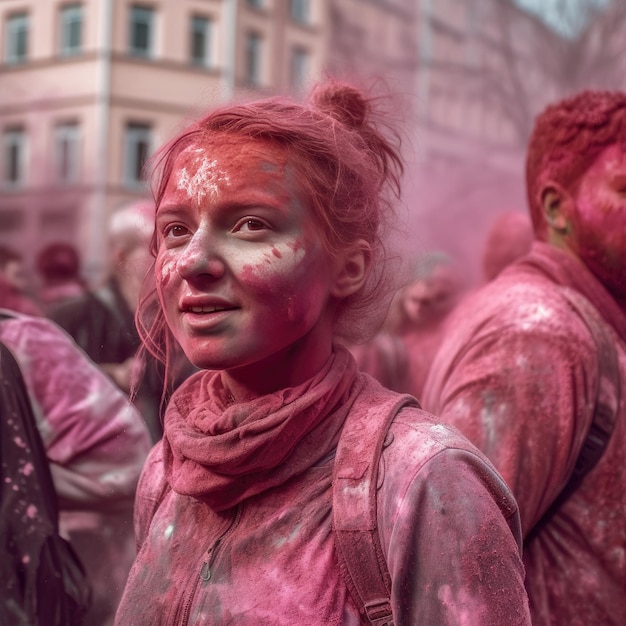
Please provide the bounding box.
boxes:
[290,0,310,24]
[60,4,83,56]
[129,5,154,58]
[54,122,80,185]
[190,16,212,67]
[3,128,27,187]
[247,0,263,8]
[290,46,309,93]
[123,123,152,186]
[5,13,29,64]
[245,32,262,87]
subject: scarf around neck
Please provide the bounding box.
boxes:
[162,345,360,511]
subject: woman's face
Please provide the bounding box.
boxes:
[155,136,339,385]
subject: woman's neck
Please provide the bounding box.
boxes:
[223,340,334,403]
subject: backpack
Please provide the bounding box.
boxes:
[0,339,91,625]
[526,287,621,540]
[332,389,418,626]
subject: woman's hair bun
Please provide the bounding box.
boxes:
[310,81,369,129]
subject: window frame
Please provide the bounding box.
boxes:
[59,4,83,57]
[5,12,29,64]
[2,127,27,188]
[244,31,263,87]
[54,121,81,185]
[190,15,212,67]
[129,5,154,58]
[123,122,152,188]
[289,0,310,24]
[290,45,309,93]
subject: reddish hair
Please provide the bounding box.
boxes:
[526,90,626,240]
[36,242,82,283]
[137,80,404,374]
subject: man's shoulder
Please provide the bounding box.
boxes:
[450,266,587,342]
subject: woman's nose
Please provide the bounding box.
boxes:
[176,232,225,281]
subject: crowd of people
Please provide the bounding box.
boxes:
[0,79,624,625]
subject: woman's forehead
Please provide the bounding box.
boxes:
[176,135,289,172]
[160,135,304,208]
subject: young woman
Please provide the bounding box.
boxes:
[116,81,530,625]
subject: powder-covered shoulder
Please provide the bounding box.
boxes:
[378,405,520,528]
[0,311,70,349]
[455,272,592,344]
[383,406,507,479]
[375,406,528,624]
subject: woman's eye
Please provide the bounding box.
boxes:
[164,224,189,238]
[234,218,269,233]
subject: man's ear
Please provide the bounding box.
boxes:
[331,240,371,299]
[541,183,572,234]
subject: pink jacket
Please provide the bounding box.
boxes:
[117,367,530,625]
[0,312,150,510]
[424,243,626,625]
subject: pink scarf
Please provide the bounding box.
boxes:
[162,346,360,511]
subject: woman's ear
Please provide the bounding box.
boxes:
[331,240,371,299]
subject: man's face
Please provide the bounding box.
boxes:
[567,143,626,301]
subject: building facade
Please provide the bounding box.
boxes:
[0,0,329,280]
[0,0,576,286]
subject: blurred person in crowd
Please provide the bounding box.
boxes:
[115,80,530,624]
[36,242,88,312]
[392,255,463,396]
[51,200,155,394]
[481,211,533,283]
[423,91,626,625]
[347,254,463,399]
[0,245,42,316]
[397,256,463,399]
[49,199,183,443]
[0,309,151,626]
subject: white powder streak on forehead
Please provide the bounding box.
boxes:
[177,152,231,204]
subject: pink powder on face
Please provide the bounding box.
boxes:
[288,239,305,255]
[158,258,177,288]
[567,144,626,299]
[155,136,336,384]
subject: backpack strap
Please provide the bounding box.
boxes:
[333,384,419,626]
[527,287,621,540]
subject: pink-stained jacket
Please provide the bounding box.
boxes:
[423,242,626,625]
[0,312,150,508]
[0,312,151,624]
[116,370,530,625]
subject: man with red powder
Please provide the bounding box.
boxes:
[423,90,626,625]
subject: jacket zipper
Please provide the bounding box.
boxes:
[179,504,243,626]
